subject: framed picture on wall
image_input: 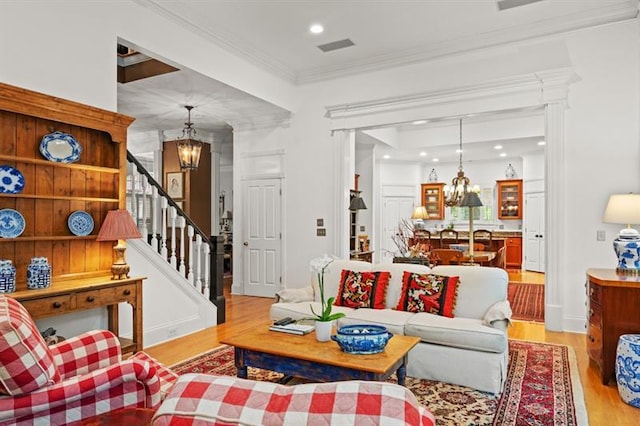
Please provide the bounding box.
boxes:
[166,172,184,199]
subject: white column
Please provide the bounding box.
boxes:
[537,69,578,332]
[543,101,566,332]
[332,129,355,259]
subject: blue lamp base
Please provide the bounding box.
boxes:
[613,235,640,276]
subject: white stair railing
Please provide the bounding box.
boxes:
[125,152,221,320]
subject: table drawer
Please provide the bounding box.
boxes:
[20,294,74,318]
[76,284,137,309]
[588,283,602,304]
[588,303,602,327]
[587,323,602,360]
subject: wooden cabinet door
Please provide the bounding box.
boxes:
[421,183,445,220]
[497,179,523,220]
[505,237,522,268]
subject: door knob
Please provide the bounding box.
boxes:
[243,241,249,246]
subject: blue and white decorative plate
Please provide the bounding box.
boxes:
[0,165,25,194]
[0,209,25,238]
[40,131,82,163]
[67,210,94,236]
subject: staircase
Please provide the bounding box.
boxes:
[125,151,225,325]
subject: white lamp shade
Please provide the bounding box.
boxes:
[411,206,429,220]
[603,194,640,225]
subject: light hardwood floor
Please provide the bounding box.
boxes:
[145,272,639,425]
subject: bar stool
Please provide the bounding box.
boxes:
[616,334,640,408]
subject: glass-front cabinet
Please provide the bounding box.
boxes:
[421,183,445,220]
[496,179,523,220]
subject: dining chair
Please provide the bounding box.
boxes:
[439,230,459,249]
[491,246,507,269]
[430,248,464,265]
[473,229,493,249]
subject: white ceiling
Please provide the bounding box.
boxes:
[120,0,637,161]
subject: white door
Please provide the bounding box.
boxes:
[524,192,545,272]
[382,197,414,262]
[242,179,282,297]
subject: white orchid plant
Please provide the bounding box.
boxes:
[309,254,346,322]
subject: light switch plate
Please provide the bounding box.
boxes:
[596,230,606,241]
[317,228,326,236]
[317,218,324,227]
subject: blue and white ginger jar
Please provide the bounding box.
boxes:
[616,334,640,408]
[0,259,16,293]
[27,257,51,289]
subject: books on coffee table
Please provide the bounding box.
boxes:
[269,323,315,335]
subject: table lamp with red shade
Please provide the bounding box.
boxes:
[97,210,142,279]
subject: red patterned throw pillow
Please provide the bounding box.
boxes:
[335,270,390,309]
[396,272,459,317]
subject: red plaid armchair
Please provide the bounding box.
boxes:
[0,295,178,425]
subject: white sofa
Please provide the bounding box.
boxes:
[270,259,512,394]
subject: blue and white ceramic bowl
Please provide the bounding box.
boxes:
[331,324,393,354]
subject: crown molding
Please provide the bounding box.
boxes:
[325,69,578,131]
[133,0,296,83]
[135,0,635,86]
[298,2,637,84]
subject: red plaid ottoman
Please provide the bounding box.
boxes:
[152,373,435,425]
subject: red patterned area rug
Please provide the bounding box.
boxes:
[508,283,545,322]
[171,340,587,425]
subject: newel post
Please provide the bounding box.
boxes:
[211,235,226,323]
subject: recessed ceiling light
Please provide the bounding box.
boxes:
[310,24,324,34]
[499,152,507,157]
[538,141,546,146]
[419,152,427,157]
[432,158,439,162]
[413,120,427,125]
[494,145,503,150]
[383,154,390,159]
[456,149,463,154]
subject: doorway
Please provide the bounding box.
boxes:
[241,178,283,297]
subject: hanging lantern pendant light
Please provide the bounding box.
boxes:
[444,119,472,207]
[176,105,203,171]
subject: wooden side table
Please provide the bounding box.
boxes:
[586,268,640,384]
[13,275,145,353]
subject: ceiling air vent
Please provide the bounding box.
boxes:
[317,38,355,53]
[496,0,544,11]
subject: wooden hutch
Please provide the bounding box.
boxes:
[0,83,145,353]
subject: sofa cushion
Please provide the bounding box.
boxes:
[335,270,390,309]
[431,266,508,320]
[396,272,459,318]
[0,295,61,396]
[371,263,431,309]
[405,313,507,353]
[337,309,415,336]
[153,374,436,426]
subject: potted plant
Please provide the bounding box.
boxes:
[309,254,345,341]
